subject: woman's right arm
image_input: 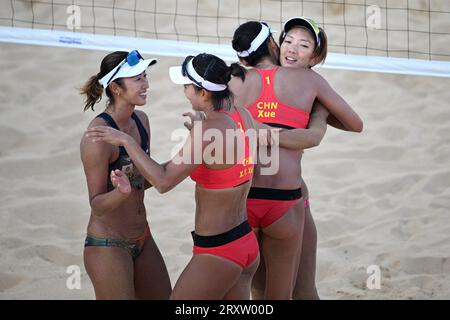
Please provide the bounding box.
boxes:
[80,135,130,216]
[313,72,363,133]
[326,113,348,131]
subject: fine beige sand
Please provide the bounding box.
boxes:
[1,0,450,300]
[0,42,449,300]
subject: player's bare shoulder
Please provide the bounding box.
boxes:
[80,115,112,159]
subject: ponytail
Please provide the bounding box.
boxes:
[80,51,128,112]
[80,73,103,112]
[230,63,247,81]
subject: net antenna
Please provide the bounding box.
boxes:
[1,0,449,77]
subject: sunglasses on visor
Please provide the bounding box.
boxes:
[105,50,144,86]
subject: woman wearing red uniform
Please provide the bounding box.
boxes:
[87,51,331,299]
[230,21,363,299]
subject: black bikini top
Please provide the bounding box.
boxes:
[96,112,149,191]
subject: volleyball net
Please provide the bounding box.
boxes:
[1,0,449,77]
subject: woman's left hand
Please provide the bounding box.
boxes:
[111,169,132,195]
[86,126,129,146]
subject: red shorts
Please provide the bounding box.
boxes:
[192,221,259,269]
[246,187,302,228]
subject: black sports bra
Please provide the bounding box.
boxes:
[96,112,149,191]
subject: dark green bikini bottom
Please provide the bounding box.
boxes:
[84,225,150,259]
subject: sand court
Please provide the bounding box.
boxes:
[0,41,449,299]
[1,0,450,300]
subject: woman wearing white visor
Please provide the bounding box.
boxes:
[230,21,363,299]
[87,53,260,299]
[251,17,364,300]
[277,16,330,300]
[87,52,327,299]
[80,50,171,299]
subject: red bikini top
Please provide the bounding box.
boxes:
[246,68,310,129]
[190,108,254,189]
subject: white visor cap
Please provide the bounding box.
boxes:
[236,22,271,57]
[169,58,227,92]
[99,57,157,88]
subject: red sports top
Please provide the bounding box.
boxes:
[190,108,254,189]
[247,68,310,129]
